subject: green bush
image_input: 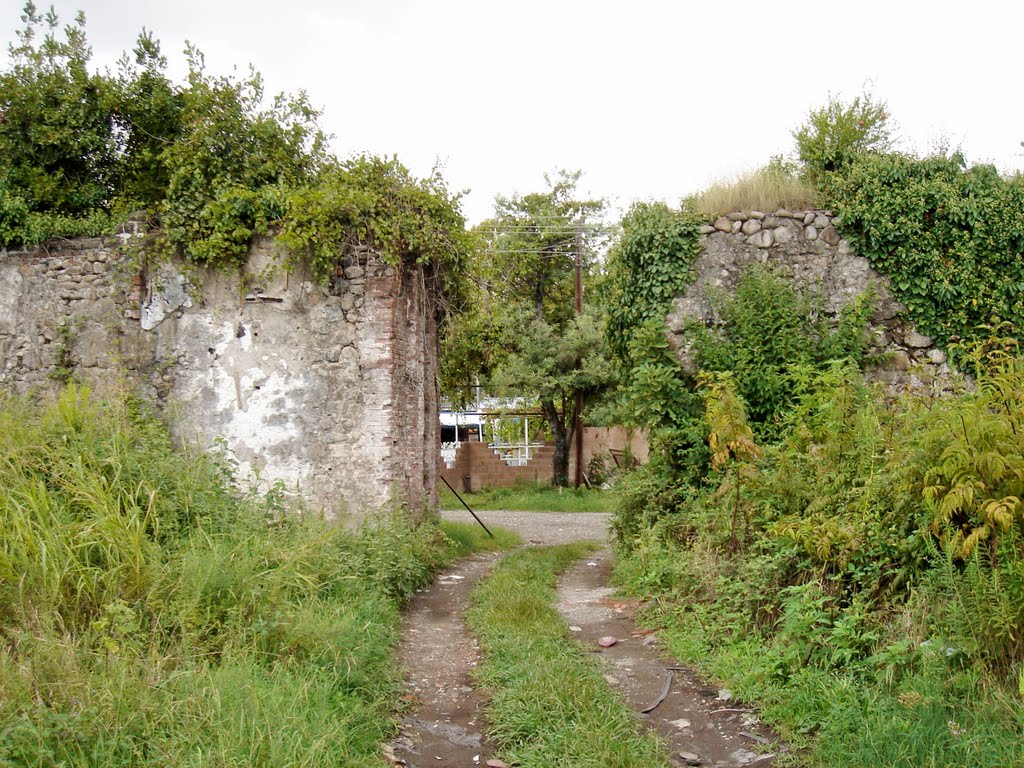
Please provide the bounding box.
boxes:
[793,91,892,179]
[613,360,1024,766]
[829,152,1024,358]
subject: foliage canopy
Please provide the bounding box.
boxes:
[0,3,470,305]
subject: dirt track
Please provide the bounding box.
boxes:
[390,511,781,767]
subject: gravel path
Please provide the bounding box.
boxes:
[439,508,612,545]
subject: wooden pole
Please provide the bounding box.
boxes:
[573,224,584,489]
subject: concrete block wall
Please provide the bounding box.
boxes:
[439,441,555,492]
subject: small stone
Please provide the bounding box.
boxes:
[773,225,793,244]
[670,718,692,729]
[887,350,912,371]
[905,330,933,348]
[731,220,743,234]
[604,674,620,685]
[325,347,342,363]
[775,208,794,218]
[486,760,511,768]
[713,216,732,232]
[344,265,365,279]
[727,211,747,221]
[747,210,766,220]
[804,226,818,240]
[597,636,618,648]
[678,751,702,765]
[740,219,762,236]
[697,224,717,235]
[731,748,760,765]
[748,230,774,248]
[813,214,830,228]
[820,225,841,246]
[717,689,734,701]
[927,348,947,365]
[803,212,816,225]
[569,625,583,632]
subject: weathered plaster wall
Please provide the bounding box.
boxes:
[0,231,439,519]
[668,209,957,393]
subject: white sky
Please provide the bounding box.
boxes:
[3,0,1023,224]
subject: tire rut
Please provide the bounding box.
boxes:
[555,547,783,767]
[390,552,499,767]
[391,510,783,767]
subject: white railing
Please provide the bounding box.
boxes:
[490,442,546,467]
[440,441,459,468]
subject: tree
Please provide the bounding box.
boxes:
[0,3,120,220]
[793,91,893,180]
[444,170,613,486]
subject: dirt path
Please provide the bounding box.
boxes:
[391,510,781,767]
[390,552,499,766]
[390,511,611,766]
[556,547,781,767]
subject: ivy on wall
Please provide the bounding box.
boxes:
[828,153,1024,353]
[604,202,703,364]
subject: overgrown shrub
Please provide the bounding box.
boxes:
[0,3,470,306]
[0,385,459,767]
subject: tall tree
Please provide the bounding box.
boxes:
[443,170,613,486]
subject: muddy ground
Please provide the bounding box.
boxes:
[389,510,782,767]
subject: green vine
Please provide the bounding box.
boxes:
[48,319,77,384]
[827,152,1024,355]
[0,4,470,310]
[604,202,703,364]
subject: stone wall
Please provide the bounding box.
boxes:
[667,209,956,393]
[0,230,440,519]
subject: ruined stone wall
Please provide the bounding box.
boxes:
[0,231,439,519]
[667,209,957,393]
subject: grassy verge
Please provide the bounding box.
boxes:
[634,598,1024,767]
[440,482,618,513]
[0,385,504,767]
[439,519,522,554]
[467,545,669,767]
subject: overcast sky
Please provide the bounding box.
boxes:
[3,0,1022,224]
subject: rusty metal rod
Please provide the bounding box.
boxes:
[439,474,494,539]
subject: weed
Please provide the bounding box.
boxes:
[687,157,818,218]
[0,385,488,766]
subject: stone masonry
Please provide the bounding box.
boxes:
[668,209,957,393]
[0,230,439,520]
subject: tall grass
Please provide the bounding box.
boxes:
[688,160,818,218]
[0,384,466,766]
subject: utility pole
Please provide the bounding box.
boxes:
[573,221,584,488]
